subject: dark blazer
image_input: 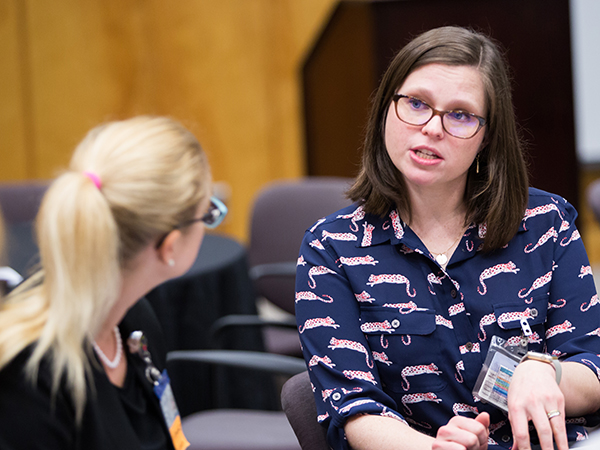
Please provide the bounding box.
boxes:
[0,298,175,450]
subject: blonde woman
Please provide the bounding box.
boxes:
[0,117,227,450]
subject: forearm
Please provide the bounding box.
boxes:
[345,414,434,450]
[560,361,600,416]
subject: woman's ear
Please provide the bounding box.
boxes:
[479,132,489,152]
[156,229,182,267]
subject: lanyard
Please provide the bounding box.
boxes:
[127,331,190,450]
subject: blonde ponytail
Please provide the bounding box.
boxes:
[0,116,211,422]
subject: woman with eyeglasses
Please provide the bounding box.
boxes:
[295,26,600,450]
[0,116,226,449]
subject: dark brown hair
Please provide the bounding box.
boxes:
[347,26,528,251]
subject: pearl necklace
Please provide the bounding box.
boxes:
[93,326,123,369]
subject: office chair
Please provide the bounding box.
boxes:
[587,179,600,224]
[281,370,329,450]
[168,350,306,450]
[212,177,354,356]
[0,181,49,276]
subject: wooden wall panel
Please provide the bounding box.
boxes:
[0,0,28,180]
[0,0,339,241]
[25,0,158,177]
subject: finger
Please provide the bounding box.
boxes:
[447,415,489,448]
[436,424,486,450]
[509,408,532,450]
[530,408,554,450]
[529,407,567,450]
[473,413,491,447]
[475,412,490,428]
[548,410,568,450]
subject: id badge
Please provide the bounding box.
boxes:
[154,370,190,450]
[473,336,522,412]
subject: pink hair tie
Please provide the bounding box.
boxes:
[83,171,102,190]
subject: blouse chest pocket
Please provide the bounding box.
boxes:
[492,296,548,350]
[359,306,436,335]
[359,306,446,393]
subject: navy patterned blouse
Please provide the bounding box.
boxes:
[295,188,600,449]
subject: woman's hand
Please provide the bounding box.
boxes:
[507,360,568,450]
[432,412,490,450]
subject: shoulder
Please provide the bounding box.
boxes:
[0,348,76,448]
[526,187,578,222]
[306,202,385,235]
[120,297,167,369]
[0,346,61,398]
[527,187,568,206]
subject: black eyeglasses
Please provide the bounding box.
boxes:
[392,94,486,139]
[155,196,228,248]
[178,196,228,229]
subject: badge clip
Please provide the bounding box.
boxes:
[127,331,190,449]
[127,331,162,385]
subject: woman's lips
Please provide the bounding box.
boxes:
[410,147,442,164]
[413,148,440,160]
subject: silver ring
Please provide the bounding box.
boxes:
[547,410,561,420]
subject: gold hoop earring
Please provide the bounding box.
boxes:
[476,154,480,174]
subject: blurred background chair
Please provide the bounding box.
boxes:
[586,179,600,224]
[171,177,353,449]
[0,181,49,277]
[168,349,306,450]
[212,176,354,357]
[281,370,329,450]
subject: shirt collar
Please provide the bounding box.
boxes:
[355,208,528,253]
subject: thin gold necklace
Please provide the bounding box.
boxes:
[430,231,464,266]
[411,226,465,266]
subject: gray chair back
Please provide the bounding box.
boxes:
[587,179,600,224]
[0,182,48,224]
[248,177,353,315]
[0,181,49,274]
[281,371,329,450]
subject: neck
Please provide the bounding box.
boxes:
[93,244,170,386]
[95,244,168,343]
[406,182,467,232]
[404,182,468,268]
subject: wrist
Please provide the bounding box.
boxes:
[520,351,562,385]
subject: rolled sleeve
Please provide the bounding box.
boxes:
[296,229,406,448]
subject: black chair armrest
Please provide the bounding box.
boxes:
[167,350,307,376]
[249,262,297,281]
[210,314,297,338]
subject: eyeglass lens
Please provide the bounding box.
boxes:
[395,96,481,139]
[202,197,227,228]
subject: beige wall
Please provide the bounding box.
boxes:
[0,0,339,241]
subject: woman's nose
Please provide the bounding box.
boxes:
[421,115,445,138]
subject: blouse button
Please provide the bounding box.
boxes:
[332,392,341,401]
[530,308,538,317]
[501,435,511,443]
[450,289,457,298]
[391,319,401,328]
[465,342,474,351]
